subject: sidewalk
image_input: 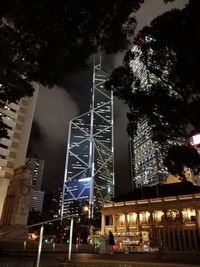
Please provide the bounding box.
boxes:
[59,252,200,267]
[59,258,200,267]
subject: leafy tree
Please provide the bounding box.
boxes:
[0,0,144,137]
[164,145,200,181]
[106,0,200,179]
[0,0,176,138]
[0,35,34,138]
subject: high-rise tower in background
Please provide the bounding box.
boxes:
[0,83,39,218]
[26,158,45,212]
[131,117,166,188]
[130,45,167,188]
[61,56,114,218]
[25,158,44,191]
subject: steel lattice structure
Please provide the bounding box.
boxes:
[61,57,114,218]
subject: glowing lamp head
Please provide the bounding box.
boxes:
[83,206,89,212]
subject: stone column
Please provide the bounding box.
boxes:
[167,230,172,250]
[171,229,176,250]
[124,213,128,233]
[0,166,32,240]
[177,229,182,251]
[149,212,155,247]
[136,212,140,232]
[162,229,167,250]
[149,212,154,225]
[101,214,105,235]
[187,229,192,250]
[195,209,200,228]
[179,209,183,225]
[163,210,167,229]
[182,229,187,250]
[192,228,198,251]
[112,214,116,233]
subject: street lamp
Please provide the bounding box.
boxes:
[83,206,89,213]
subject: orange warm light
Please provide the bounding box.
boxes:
[84,206,89,212]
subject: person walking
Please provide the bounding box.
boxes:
[108,231,115,255]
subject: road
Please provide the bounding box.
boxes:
[0,252,66,267]
[0,252,200,267]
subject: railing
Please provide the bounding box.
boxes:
[0,216,73,267]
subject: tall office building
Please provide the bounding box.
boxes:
[131,117,166,188]
[25,158,45,191]
[129,44,167,188]
[61,57,114,218]
[31,190,45,212]
[0,83,39,218]
[25,158,45,212]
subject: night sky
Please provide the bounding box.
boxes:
[27,0,188,196]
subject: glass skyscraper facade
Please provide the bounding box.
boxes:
[131,117,165,188]
[130,44,167,188]
[25,158,45,212]
[61,58,114,218]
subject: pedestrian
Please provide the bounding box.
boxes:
[108,231,115,254]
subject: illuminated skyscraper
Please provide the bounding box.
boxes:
[131,117,165,188]
[61,56,114,218]
[25,158,45,212]
[25,158,45,191]
[130,44,166,188]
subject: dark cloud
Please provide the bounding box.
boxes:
[58,52,126,114]
[28,85,79,192]
[135,0,188,33]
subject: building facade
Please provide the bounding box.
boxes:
[61,58,114,219]
[131,117,166,188]
[0,83,39,218]
[25,158,45,212]
[25,158,45,191]
[31,190,45,212]
[129,44,167,188]
[101,183,200,251]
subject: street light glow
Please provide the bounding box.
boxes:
[84,206,89,212]
[190,134,200,146]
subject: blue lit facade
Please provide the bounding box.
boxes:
[61,59,114,218]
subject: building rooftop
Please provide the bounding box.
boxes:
[113,182,200,202]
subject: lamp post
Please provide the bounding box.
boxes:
[68,217,74,261]
[36,224,44,267]
[83,204,94,244]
